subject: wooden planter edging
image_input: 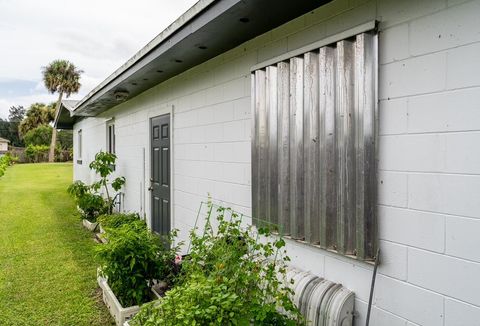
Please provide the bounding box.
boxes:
[122,287,162,326]
[94,224,108,243]
[97,275,140,326]
[82,219,98,232]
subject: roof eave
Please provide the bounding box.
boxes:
[54,100,79,130]
[72,0,333,118]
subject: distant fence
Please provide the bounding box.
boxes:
[9,146,72,163]
[9,147,27,163]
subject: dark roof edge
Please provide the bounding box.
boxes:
[73,0,216,112]
[54,100,79,130]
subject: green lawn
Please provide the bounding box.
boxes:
[0,163,112,325]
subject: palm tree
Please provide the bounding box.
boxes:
[42,60,83,162]
[18,103,55,137]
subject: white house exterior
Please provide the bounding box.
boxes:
[57,0,480,325]
[0,137,9,154]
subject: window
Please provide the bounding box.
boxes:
[251,32,377,261]
[106,120,115,154]
[77,129,82,164]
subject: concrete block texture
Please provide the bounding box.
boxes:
[446,216,480,262]
[445,298,480,326]
[407,88,480,133]
[408,248,480,306]
[374,275,444,326]
[408,173,480,218]
[379,206,445,253]
[72,1,480,325]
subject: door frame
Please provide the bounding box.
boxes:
[147,105,174,234]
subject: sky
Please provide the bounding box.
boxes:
[0,0,198,119]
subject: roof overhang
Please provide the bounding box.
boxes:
[54,100,79,130]
[72,0,332,117]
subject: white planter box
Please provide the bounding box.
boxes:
[97,275,140,326]
[82,219,98,232]
[94,224,108,243]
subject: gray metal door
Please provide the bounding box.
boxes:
[150,114,170,235]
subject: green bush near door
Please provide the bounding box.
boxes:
[96,219,180,307]
[131,204,304,326]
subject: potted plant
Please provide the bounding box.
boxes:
[96,219,180,325]
[67,180,105,230]
[88,151,126,215]
[67,151,125,231]
[130,203,303,326]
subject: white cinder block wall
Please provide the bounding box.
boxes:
[73,0,480,324]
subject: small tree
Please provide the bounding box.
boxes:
[89,151,126,214]
[68,151,126,220]
[23,125,52,146]
[18,103,55,137]
[8,106,25,147]
[42,60,83,162]
[57,130,73,150]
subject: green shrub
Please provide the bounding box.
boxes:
[131,204,302,326]
[89,151,125,214]
[77,193,107,221]
[67,151,126,221]
[0,153,14,178]
[67,180,90,198]
[97,213,141,230]
[25,144,50,162]
[23,125,52,146]
[96,221,180,307]
[67,180,108,221]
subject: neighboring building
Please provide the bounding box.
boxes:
[55,0,480,325]
[0,137,9,155]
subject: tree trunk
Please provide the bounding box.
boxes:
[48,92,63,162]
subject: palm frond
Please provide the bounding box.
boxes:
[42,60,83,97]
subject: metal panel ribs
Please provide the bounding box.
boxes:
[252,32,377,261]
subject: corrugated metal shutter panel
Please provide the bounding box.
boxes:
[252,32,377,261]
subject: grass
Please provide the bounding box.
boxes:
[0,163,113,325]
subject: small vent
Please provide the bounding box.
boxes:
[287,269,355,326]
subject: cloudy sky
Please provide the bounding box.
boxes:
[0,0,198,119]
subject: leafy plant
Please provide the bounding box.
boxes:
[96,221,181,307]
[67,151,126,221]
[97,213,141,230]
[18,103,54,137]
[23,125,52,146]
[67,180,90,198]
[89,151,125,214]
[0,106,25,147]
[77,193,106,221]
[131,203,303,325]
[0,153,14,178]
[67,180,108,222]
[25,144,50,162]
[57,129,73,150]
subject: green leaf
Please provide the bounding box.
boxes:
[275,238,286,249]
